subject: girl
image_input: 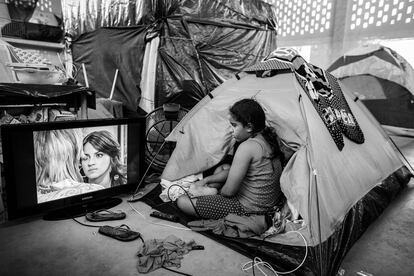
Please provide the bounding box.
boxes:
[81,130,127,188]
[177,98,284,219]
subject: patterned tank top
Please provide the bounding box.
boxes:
[236,136,283,213]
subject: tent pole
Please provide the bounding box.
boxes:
[298,93,324,275]
[314,170,324,276]
[80,63,89,119]
[388,136,414,174]
[109,69,119,100]
[356,99,413,173]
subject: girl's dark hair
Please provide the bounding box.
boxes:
[83,130,126,186]
[229,98,284,163]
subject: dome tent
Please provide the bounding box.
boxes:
[161,48,412,275]
[328,44,414,136]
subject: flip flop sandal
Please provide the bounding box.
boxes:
[98,224,141,242]
[85,209,126,222]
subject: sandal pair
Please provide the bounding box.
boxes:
[85,209,126,222]
[98,224,141,242]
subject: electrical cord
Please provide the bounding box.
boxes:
[145,194,187,215]
[241,230,308,276]
[246,227,271,276]
[166,183,202,218]
[56,52,78,80]
[128,204,194,275]
[126,139,196,231]
[132,173,308,275]
[130,139,167,199]
[162,266,193,276]
[128,202,191,231]
[72,217,100,228]
[72,209,192,275]
[129,178,213,231]
[72,216,145,243]
[73,213,191,275]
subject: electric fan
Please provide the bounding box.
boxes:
[145,103,188,172]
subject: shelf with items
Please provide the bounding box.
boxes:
[0,82,96,120]
[2,37,65,50]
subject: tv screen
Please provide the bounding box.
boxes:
[1,117,145,220]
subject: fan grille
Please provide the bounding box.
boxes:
[145,105,188,172]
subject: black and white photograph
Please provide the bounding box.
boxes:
[0,0,413,276]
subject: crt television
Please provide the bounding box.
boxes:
[1,117,145,220]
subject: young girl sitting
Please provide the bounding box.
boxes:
[176,98,285,219]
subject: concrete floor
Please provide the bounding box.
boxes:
[0,197,253,276]
[339,135,414,276]
[0,135,412,276]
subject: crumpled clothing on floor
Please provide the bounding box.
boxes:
[188,214,268,238]
[137,234,197,273]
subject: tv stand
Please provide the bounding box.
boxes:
[43,197,122,221]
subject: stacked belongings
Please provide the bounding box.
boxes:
[160,47,413,275]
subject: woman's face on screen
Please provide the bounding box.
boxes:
[81,142,111,183]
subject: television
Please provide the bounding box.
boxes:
[1,117,146,220]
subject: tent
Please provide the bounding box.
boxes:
[328,44,414,137]
[160,48,412,275]
[68,0,277,113]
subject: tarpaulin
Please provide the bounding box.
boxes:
[72,27,147,111]
[64,0,277,38]
[70,0,277,112]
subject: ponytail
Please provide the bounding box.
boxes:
[229,98,286,165]
[261,126,285,165]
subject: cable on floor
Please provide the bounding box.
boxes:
[162,265,193,276]
[128,202,191,231]
[241,230,308,276]
[129,140,167,199]
[72,217,101,228]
